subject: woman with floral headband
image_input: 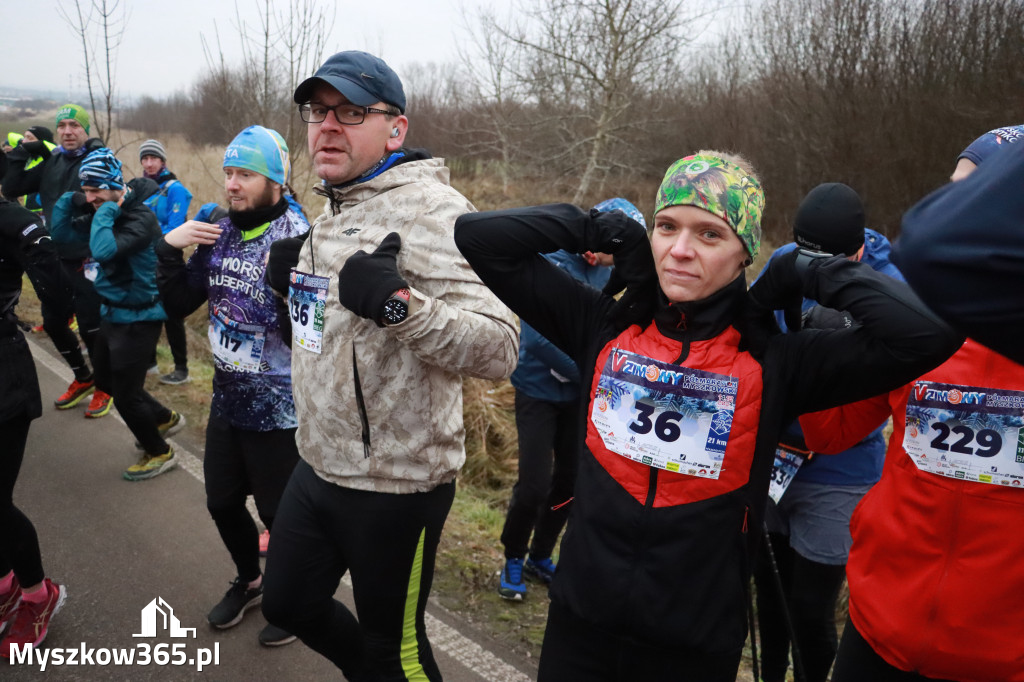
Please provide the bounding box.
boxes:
[454,151,960,680]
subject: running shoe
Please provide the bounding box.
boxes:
[54,378,94,409]
[208,578,262,629]
[84,389,113,418]
[524,556,557,584]
[259,530,270,557]
[30,323,44,333]
[498,558,526,601]
[159,368,190,385]
[123,448,178,481]
[135,411,186,450]
[258,623,296,647]
[0,579,66,659]
[0,575,21,637]
[160,411,186,438]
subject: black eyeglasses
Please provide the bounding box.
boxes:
[298,102,392,125]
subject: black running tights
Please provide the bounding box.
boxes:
[0,415,44,587]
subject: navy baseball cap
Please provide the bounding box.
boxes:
[957,125,1024,166]
[293,51,406,114]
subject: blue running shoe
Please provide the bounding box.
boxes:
[525,556,557,584]
[498,558,526,600]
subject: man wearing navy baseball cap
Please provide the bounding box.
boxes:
[262,52,518,680]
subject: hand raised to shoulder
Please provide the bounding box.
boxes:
[164,220,223,249]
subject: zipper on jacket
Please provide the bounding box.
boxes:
[644,467,659,508]
[351,343,372,458]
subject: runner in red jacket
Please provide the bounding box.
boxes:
[801,128,1024,681]
[801,339,1024,682]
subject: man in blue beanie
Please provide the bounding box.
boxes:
[156,125,308,648]
[50,148,183,481]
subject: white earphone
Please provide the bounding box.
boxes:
[391,127,400,138]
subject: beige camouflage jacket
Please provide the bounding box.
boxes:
[291,158,519,493]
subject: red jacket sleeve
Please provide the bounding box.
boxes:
[799,392,893,454]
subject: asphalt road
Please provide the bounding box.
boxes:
[5,336,537,682]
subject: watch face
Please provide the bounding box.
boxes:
[382,298,409,325]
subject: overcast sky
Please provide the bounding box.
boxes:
[2,0,502,99]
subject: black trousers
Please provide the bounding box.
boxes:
[203,412,299,582]
[151,316,188,371]
[63,259,101,359]
[754,532,847,682]
[41,303,91,382]
[537,599,742,681]
[831,617,956,682]
[92,320,171,454]
[263,460,454,681]
[0,415,43,587]
[500,391,580,560]
[163,316,188,370]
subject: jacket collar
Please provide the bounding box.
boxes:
[653,273,747,343]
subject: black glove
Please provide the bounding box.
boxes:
[748,249,809,332]
[71,191,89,209]
[267,237,305,297]
[802,304,859,332]
[21,140,47,156]
[338,232,409,326]
[585,210,659,330]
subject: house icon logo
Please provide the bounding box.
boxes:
[133,597,197,638]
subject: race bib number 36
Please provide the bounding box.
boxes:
[288,270,329,354]
[590,349,738,479]
[903,380,1024,488]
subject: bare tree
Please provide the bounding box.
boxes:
[452,6,536,194]
[197,0,334,186]
[58,0,128,143]
[479,0,711,203]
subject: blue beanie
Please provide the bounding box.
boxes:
[223,125,290,185]
[958,125,1024,166]
[593,197,646,229]
[78,148,125,190]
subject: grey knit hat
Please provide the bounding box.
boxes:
[138,139,167,162]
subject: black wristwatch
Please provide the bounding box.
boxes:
[381,288,411,326]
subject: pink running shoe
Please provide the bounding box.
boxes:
[0,575,21,637]
[1,579,66,658]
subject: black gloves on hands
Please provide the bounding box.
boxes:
[71,191,89,209]
[586,209,659,331]
[748,249,839,332]
[267,236,305,297]
[749,249,804,331]
[338,232,409,326]
[21,140,48,156]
